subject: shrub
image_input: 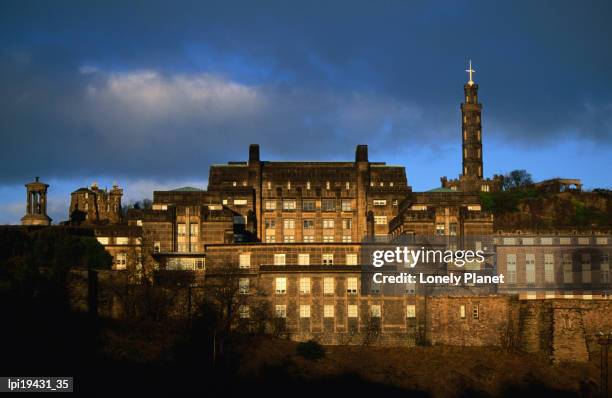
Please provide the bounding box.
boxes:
[296,339,325,361]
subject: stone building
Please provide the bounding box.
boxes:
[69,182,123,225]
[82,66,611,344]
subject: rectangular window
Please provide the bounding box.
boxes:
[178,244,189,253]
[347,277,358,294]
[97,237,109,245]
[264,200,276,211]
[239,278,249,294]
[177,224,186,237]
[303,236,314,243]
[460,305,466,319]
[239,305,250,319]
[115,253,127,270]
[323,219,335,229]
[323,277,334,294]
[275,277,286,294]
[506,254,516,284]
[348,304,358,318]
[274,254,286,266]
[116,237,129,245]
[322,199,335,211]
[190,223,199,236]
[346,253,358,265]
[233,215,246,225]
[283,235,295,243]
[302,200,315,211]
[234,199,247,205]
[560,237,571,245]
[449,223,457,236]
[195,258,205,270]
[303,219,314,229]
[275,305,287,318]
[373,199,387,206]
[323,305,334,318]
[371,305,381,318]
[435,224,445,235]
[374,216,387,225]
[299,277,311,294]
[153,241,161,253]
[299,305,310,318]
[544,254,555,283]
[323,236,334,243]
[283,219,295,229]
[282,200,296,211]
[472,305,479,319]
[265,235,276,243]
[406,304,416,318]
[601,263,609,283]
[582,254,591,283]
[322,253,334,265]
[342,218,352,229]
[298,253,310,266]
[341,200,352,211]
[342,235,352,243]
[239,253,251,269]
[265,219,276,229]
[526,254,536,284]
[563,254,573,283]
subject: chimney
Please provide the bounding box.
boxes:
[355,145,368,163]
[249,144,260,165]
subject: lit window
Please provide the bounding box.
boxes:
[342,219,352,229]
[322,199,335,211]
[373,199,387,206]
[406,305,416,318]
[115,253,127,270]
[239,253,251,269]
[371,305,381,318]
[341,200,352,211]
[348,304,358,318]
[275,277,286,294]
[346,253,358,265]
[526,254,535,284]
[345,182,350,190]
[283,235,295,243]
[265,235,276,243]
[347,277,358,294]
[274,254,286,265]
[563,254,573,283]
[544,254,555,283]
[116,237,129,245]
[506,254,516,284]
[190,223,199,236]
[326,181,331,190]
[324,305,334,318]
[322,254,334,265]
[435,224,445,235]
[299,277,311,294]
[324,277,334,294]
[283,219,295,229]
[177,224,186,237]
[323,236,334,243]
[306,181,311,190]
[298,253,310,265]
[265,200,276,210]
[303,236,314,243]
[460,305,466,319]
[342,236,352,243]
[323,219,335,229]
[299,304,310,318]
[239,305,250,319]
[282,200,296,211]
[153,242,161,253]
[97,237,109,245]
[374,216,387,225]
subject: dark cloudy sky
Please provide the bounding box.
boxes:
[1,0,611,223]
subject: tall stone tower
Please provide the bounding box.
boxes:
[461,60,483,179]
[21,176,52,226]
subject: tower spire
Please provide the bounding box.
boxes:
[466,60,476,86]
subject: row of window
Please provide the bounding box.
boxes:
[275,276,358,294]
[238,253,359,268]
[266,218,353,229]
[265,235,354,243]
[500,236,609,246]
[238,303,417,319]
[264,199,353,212]
[97,236,134,245]
[505,253,610,284]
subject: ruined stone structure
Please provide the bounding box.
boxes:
[21,176,52,226]
[69,182,123,225]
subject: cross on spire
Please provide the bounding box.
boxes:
[466,60,476,85]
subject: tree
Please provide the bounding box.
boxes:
[502,169,533,191]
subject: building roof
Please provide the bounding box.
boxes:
[426,187,457,193]
[170,186,204,192]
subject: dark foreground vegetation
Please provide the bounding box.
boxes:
[0,226,607,396]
